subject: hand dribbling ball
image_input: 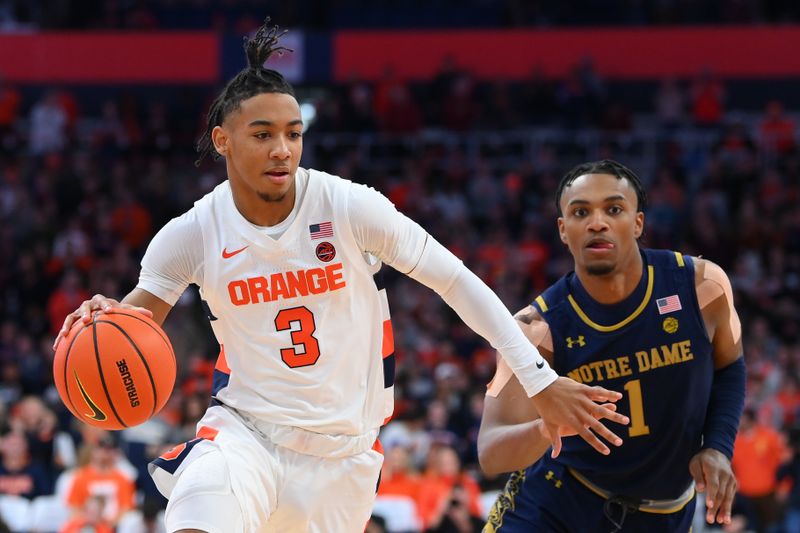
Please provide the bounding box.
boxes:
[53,309,176,430]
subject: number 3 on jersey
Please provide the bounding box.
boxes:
[275,306,321,368]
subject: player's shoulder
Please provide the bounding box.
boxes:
[691,256,734,306]
[514,305,553,355]
[514,303,544,325]
[643,248,693,270]
[306,167,349,186]
[306,167,379,203]
[690,256,730,287]
[153,208,201,242]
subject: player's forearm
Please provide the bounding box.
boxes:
[478,419,551,475]
[122,288,173,326]
[407,238,558,396]
[703,356,746,459]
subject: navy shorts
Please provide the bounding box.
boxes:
[484,456,696,533]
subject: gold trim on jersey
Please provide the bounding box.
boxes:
[484,469,526,532]
[567,265,654,332]
[674,251,685,267]
[568,467,695,514]
[535,295,548,312]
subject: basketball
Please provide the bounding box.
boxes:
[53,309,177,430]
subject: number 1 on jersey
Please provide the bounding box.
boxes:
[275,306,321,368]
[623,379,650,437]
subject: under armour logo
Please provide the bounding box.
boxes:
[566,336,586,348]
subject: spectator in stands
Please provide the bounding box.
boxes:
[424,482,485,533]
[109,188,153,253]
[46,270,90,337]
[759,100,796,156]
[28,91,68,156]
[61,494,114,533]
[520,65,556,125]
[690,68,725,127]
[378,444,423,503]
[417,444,482,529]
[654,77,685,128]
[66,433,136,528]
[9,396,59,469]
[338,76,378,133]
[378,84,424,134]
[0,430,52,499]
[441,73,480,132]
[777,429,800,533]
[731,407,791,532]
[0,73,20,149]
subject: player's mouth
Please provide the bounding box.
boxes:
[585,238,615,251]
[263,168,291,185]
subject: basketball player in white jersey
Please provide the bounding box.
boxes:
[53,19,629,533]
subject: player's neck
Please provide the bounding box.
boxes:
[231,183,297,227]
[575,250,644,305]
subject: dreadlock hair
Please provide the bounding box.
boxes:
[555,159,648,216]
[195,17,295,166]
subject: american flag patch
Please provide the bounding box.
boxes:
[656,295,682,315]
[309,222,333,240]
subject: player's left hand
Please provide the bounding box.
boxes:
[689,448,737,525]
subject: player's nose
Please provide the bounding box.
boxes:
[270,138,291,159]
[586,210,610,231]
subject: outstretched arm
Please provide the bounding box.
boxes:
[348,185,628,455]
[478,310,624,473]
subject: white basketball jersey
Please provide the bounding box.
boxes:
[194,169,394,436]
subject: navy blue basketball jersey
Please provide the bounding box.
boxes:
[532,249,713,500]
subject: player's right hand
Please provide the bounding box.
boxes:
[531,377,629,458]
[52,294,154,351]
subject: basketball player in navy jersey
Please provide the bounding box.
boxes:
[52,20,629,533]
[479,160,745,532]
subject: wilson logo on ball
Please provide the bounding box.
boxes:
[315,242,336,262]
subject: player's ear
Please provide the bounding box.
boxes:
[211,125,228,157]
[557,217,568,244]
[634,211,644,239]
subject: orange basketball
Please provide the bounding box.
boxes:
[53,309,176,430]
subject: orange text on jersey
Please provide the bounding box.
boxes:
[228,263,346,305]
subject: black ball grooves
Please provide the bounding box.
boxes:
[62,322,91,420]
[93,317,160,419]
[91,314,128,428]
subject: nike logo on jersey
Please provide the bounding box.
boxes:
[222,246,249,259]
[536,359,545,369]
[74,371,107,422]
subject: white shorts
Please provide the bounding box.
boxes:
[149,404,384,533]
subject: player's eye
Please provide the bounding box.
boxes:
[254,132,270,140]
[608,205,623,215]
[573,208,587,217]
[289,131,303,140]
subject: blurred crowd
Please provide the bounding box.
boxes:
[0,0,799,31]
[0,58,799,532]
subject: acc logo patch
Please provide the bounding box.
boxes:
[663,317,679,334]
[315,241,336,262]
